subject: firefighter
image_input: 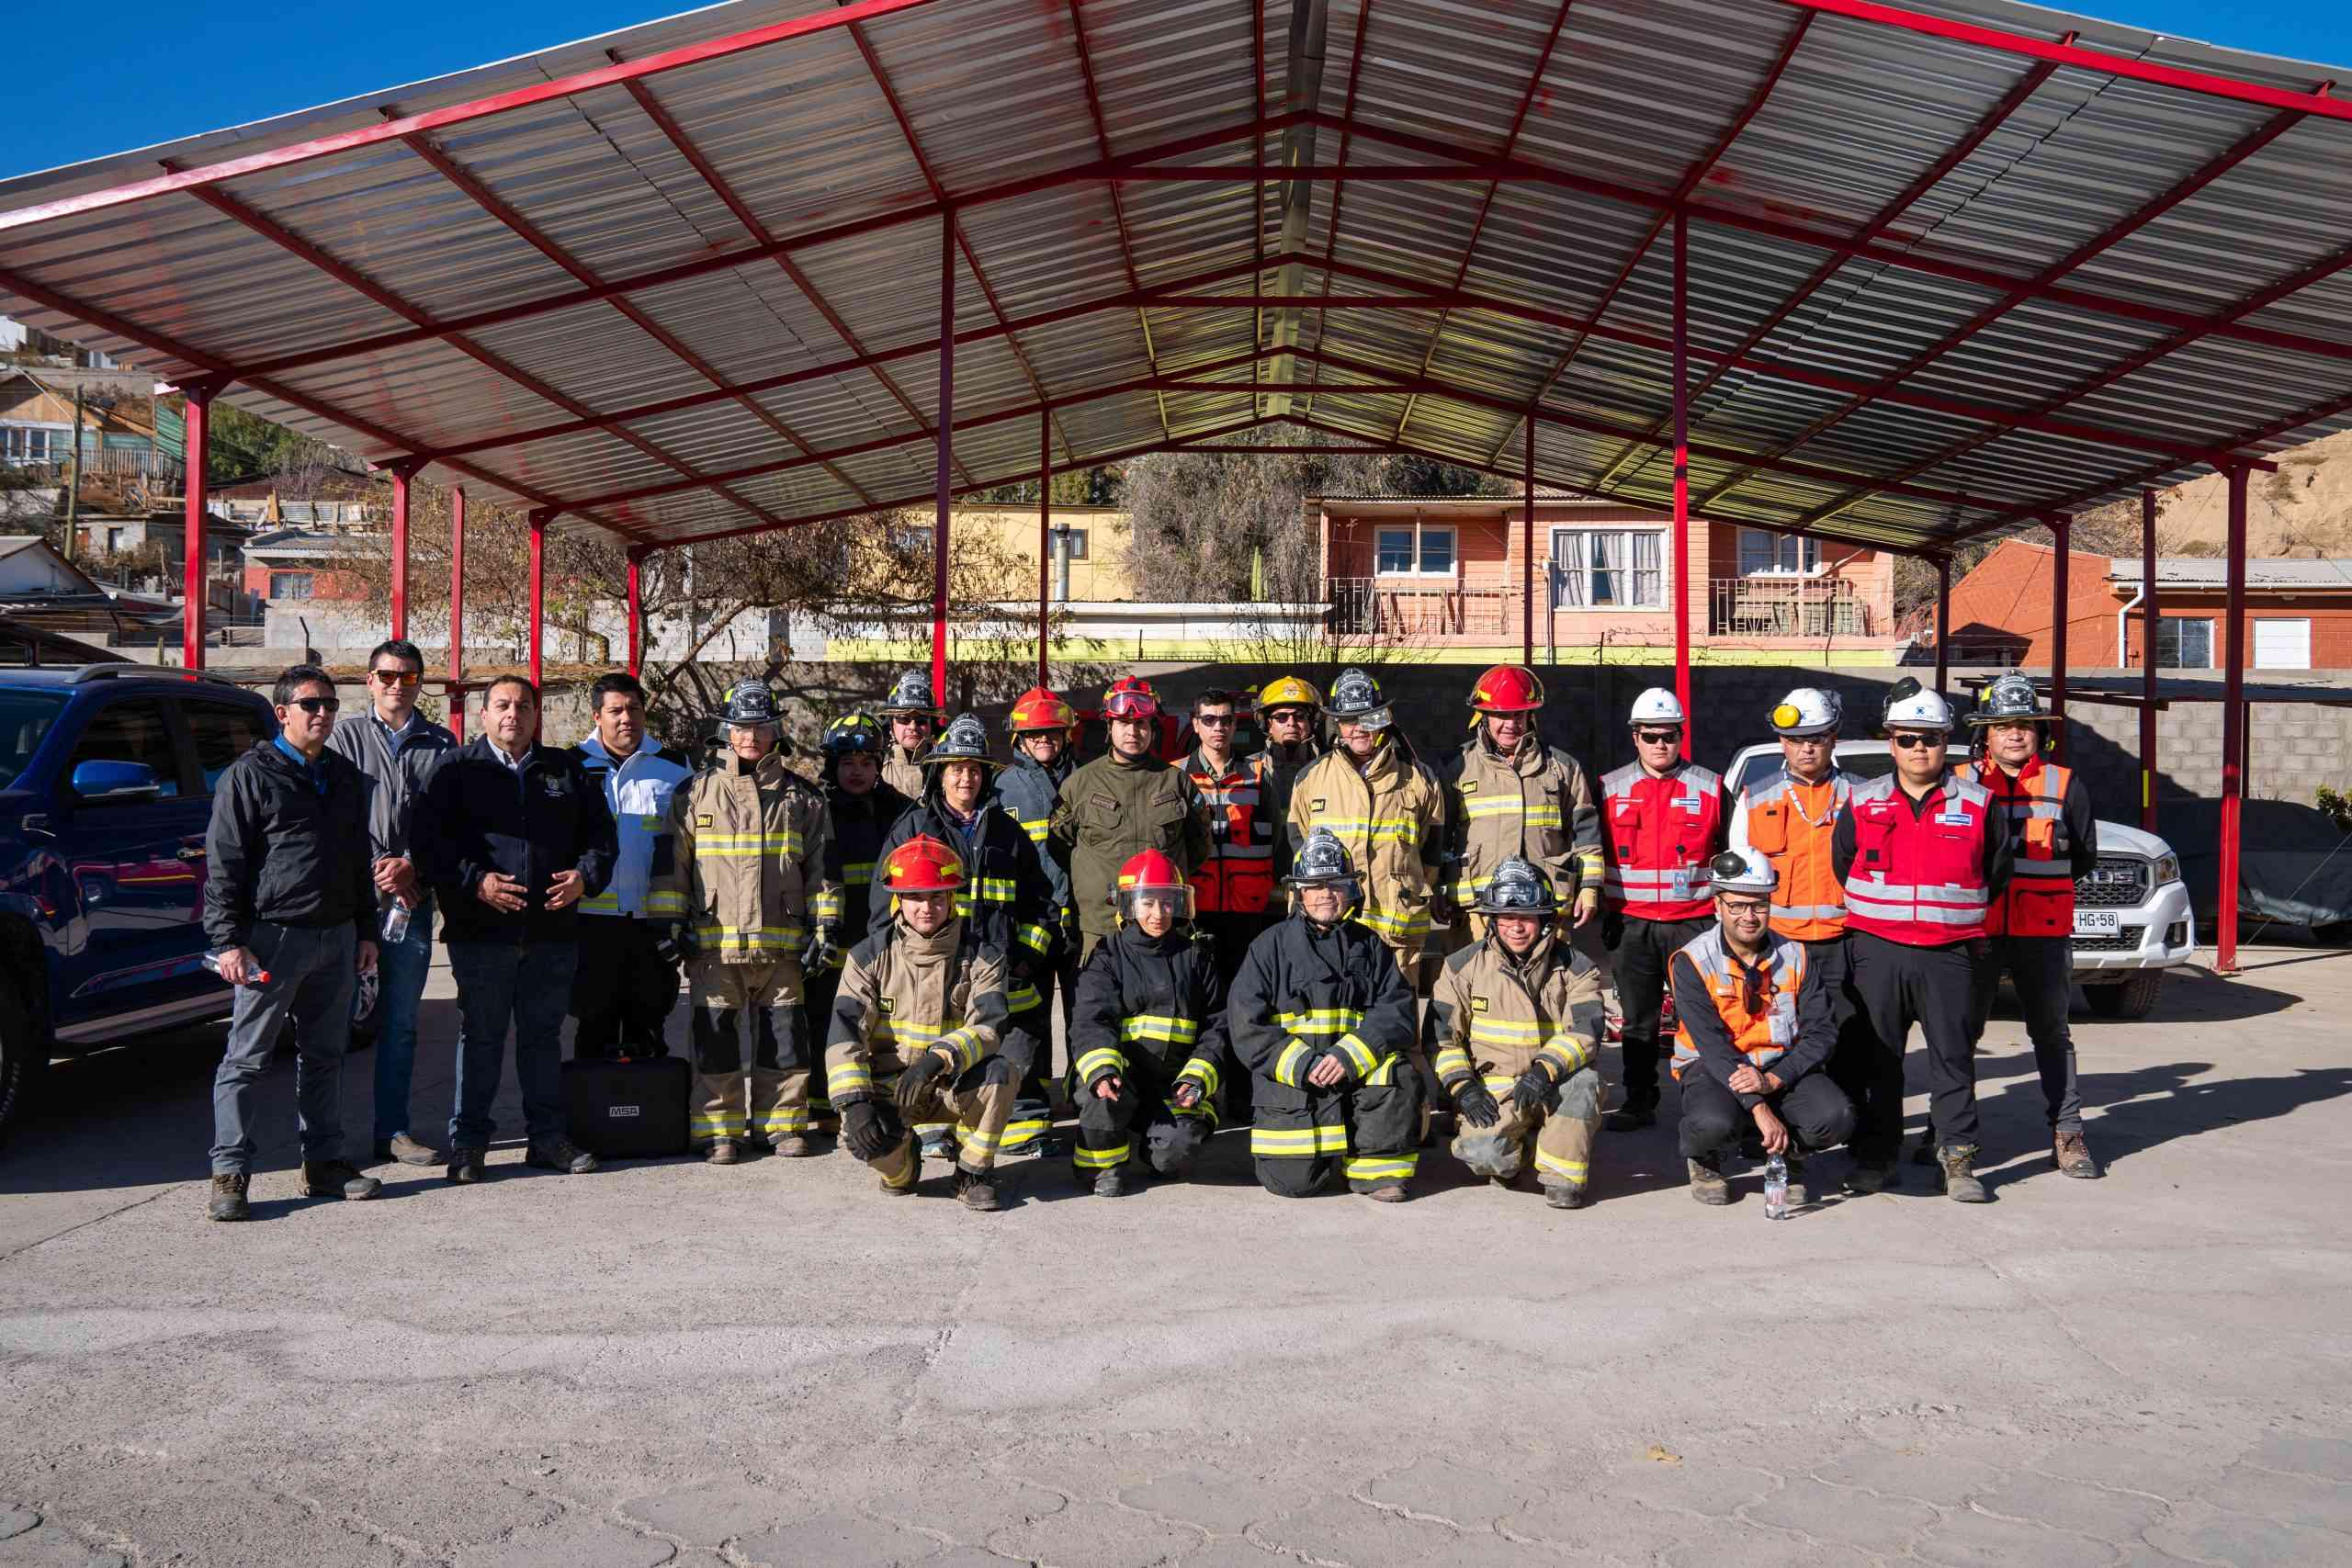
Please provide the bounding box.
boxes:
[1669,849,1858,1206]
[1184,686,1278,983]
[1599,688,1729,1133]
[1832,680,2011,1201]
[1228,829,1423,1201]
[871,712,1058,1158]
[1067,849,1228,1195]
[805,713,912,1139]
[657,682,840,1164]
[1726,686,1881,1132]
[997,686,1081,1029]
[1051,676,1209,965]
[876,668,943,798]
[824,835,1018,1211]
[1256,675,1325,878]
[1961,672,2101,1180]
[1424,855,1606,1209]
[1286,667,1448,992]
[1440,663,1603,942]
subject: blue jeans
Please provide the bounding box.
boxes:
[447,940,579,1151]
[210,921,356,1175]
[371,897,435,1145]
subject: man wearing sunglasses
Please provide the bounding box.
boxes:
[1182,688,1276,994]
[1598,688,1729,1134]
[1051,676,1208,965]
[327,637,458,1168]
[203,664,382,1220]
[1831,681,2012,1202]
[1668,850,1856,1206]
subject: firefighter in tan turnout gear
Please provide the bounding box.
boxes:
[658,682,840,1164]
[876,668,943,799]
[824,835,1019,1211]
[1441,663,1603,941]
[1425,855,1607,1209]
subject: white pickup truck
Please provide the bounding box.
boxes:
[1721,740,2196,1019]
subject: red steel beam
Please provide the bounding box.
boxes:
[2140,487,2159,834]
[1933,555,1951,700]
[1391,0,1581,446]
[181,385,212,671]
[1671,212,1692,753]
[1066,0,1170,443]
[527,511,547,687]
[447,487,466,742]
[1692,102,2313,515]
[933,211,954,710]
[1491,7,1815,471]
[2049,512,2070,756]
[626,547,644,678]
[2217,460,2249,974]
[1588,49,2064,491]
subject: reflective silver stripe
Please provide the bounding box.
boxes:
[1845,893,1984,925]
[1770,901,1845,920]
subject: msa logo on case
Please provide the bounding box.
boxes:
[608,1104,642,1119]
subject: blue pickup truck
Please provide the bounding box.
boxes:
[0,664,377,1141]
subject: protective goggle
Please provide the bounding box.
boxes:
[1345,705,1393,733]
[1116,886,1195,924]
[1103,690,1159,719]
[1290,875,1362,904]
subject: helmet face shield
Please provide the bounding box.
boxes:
[1348,705,1393,734]
[1118,886,1196,927]
[1103,688,1159,720]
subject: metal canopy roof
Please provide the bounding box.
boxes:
[4,0,2350,557]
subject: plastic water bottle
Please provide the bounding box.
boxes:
[1763,1153,1790,1220]
[202,953,271,987]
[381,898,412,943]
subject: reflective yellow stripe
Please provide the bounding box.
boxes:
[1351,906,1430,942]
[1533,1148,1589,1182]
[643,891,686,916]
[842,860,876,886]
[1075,1047,1127,1081]
[1332,1032,1379,1078]
[1343,1154,1418,1182]
[1272,1007,1364,1037]
[1013,817,1049,844]
[691,1110,747,1137]
[1121,1014,1202,1045]
[827,1065,874,1096]
[1312,816,1421,844]
[1538,1040,1595,1077]
[1017,921,1054,955]
[1433,1046,1474,1081]
[1001,1115,1051,1141]
[934,1029,985,1072]
[582,890,621,912]
[1175,1056,1221,1098]
[1364,1051,1403,1086]
[1463,798,1564,823]
[809,889,843,922]
[1250,1124,1350,1156]
[975,876,1018,903]
[1273,1039,1313,1088]
[955,1122,1002,1153]
[1007,984,1044,1012]
[1074,1143,1128,1169]
[753,1105,810,1135]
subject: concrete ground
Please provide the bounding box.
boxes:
[2,947,2349,1567]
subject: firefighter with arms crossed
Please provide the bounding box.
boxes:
[1441,664,1603,941]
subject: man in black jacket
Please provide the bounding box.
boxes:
[203,664,381,1222]
[417,675,616,1184]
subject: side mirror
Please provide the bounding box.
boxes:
[72,760,163,802]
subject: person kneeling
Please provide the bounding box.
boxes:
[823,836,1017,1211]
[1669,850,1857,1206]
[1228,829,1422,1201]
[1425,856,1605,1209]
[1069,851,1230,1195]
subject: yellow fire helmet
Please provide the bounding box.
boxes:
[1256,675,1322,714]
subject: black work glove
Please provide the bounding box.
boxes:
[895,1049,949,1113]
[654,923,693,967]
[839,1099,902,1162]
[1510,1064,1556,1120]
[800,924,842,973]
[1453,1078,1501,1129]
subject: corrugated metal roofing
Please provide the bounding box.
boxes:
[3,0,2349,555]
[2103,558,2352,589]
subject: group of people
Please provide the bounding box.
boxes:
[202,641,2101,1221]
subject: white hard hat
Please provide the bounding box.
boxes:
[1629,687,1685,726]
[1710,847,1778,897]
[1770,686,1841,738]
[1882,680,1955,732]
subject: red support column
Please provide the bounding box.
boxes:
[1522,417,1535,666]
[2048,513,2070,760]
[527,509,548,688]
[1037,414,1051,686]
[2218,462,2249,975]
[627,547,645,677]
[448,488,466,742]
[1670,212,1691,756]
[388,463,413,639]
[932,211,955,709]
[1934,554,1951,699]
[180,384,213,670]
[2140,487,2160,833]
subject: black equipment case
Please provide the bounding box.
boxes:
[560,1054,690,1158]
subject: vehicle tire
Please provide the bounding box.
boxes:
[2085,970,2162,1020]
[0,975,41,1149]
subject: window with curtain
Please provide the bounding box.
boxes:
[1552,529,1665,608]
[1738,528,1819,575]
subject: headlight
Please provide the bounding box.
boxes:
[2153,853,2180,886]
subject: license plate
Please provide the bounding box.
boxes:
[2074,910,2120,935]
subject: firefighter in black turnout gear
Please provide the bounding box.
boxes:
[1228,829,1424,1201]
[805,712,912,1136]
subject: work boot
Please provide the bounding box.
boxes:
[2053,1129,2102,1179]
[1605,1100,1657,1133]
[955,1169,1001,1212]
[705,1139,740,1167]
[1687,1155,1730,1206]
[374,1133,443,1167]
[300,1159,382,1201]
[775,1135,813,1158]
[1936,1144,1989,1203]
[1845,1155,1897,1195]
[1363,1184,1409,1204]
[1544,1181,1588,1211]
[447,1146,488,1184]
[526,1136,599,1175]
[1783,1156,1809,1207]
[207,1173,251,1222]
[1091,1168,1126,1198]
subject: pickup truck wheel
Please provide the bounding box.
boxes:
[0,976,40,1147]
[2085,970,2163,1020]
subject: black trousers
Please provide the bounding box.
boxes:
[1967,934,2083,1133]
[570,916,680,1059]
[1198,909,1271,1122]
[1678,1069,1856,1159]
[1608,913,1713,1111]
[1846,931,1981,1160]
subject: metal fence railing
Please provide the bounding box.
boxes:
[1708,574,1878,639]
[1329,578,1523,638]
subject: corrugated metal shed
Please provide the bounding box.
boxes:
[2,0,2347,554]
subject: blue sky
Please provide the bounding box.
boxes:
[6,0,2348,179]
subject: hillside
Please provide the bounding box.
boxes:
[2077,428,2352,558]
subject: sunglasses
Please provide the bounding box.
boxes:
[1634,729,1682,745]
[369,669,422,687]
[1889,731,1945,750]
[1265,709,1309,724]
[1194,713,1236,728]
[286,696,341,715]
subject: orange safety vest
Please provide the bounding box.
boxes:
[1669,926,1806,1082]
[1738,768,1852,942]
[1962,758,2075,939]
[1186,749,1275,915]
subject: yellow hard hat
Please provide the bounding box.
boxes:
[1257,675,1322,712]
